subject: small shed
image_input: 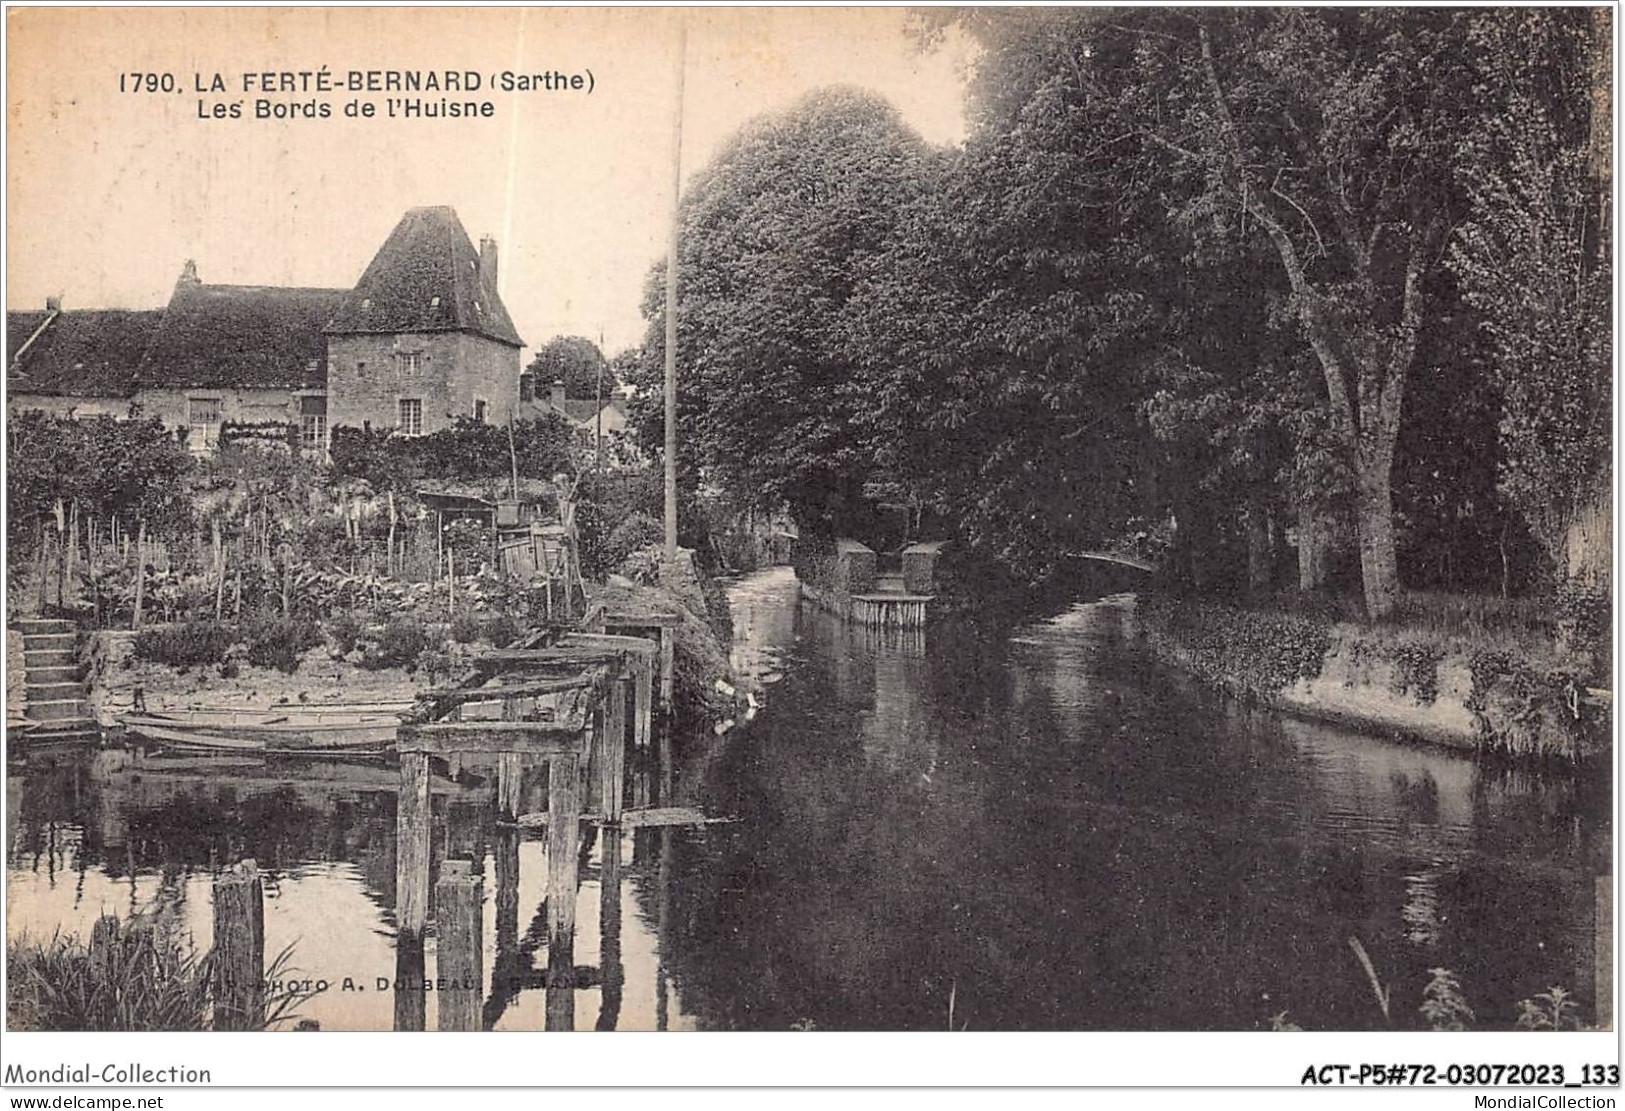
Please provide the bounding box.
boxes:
[833,538,876,595]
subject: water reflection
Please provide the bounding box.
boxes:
[5,567,1612,1030]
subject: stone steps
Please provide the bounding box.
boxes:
[13,620,97,740]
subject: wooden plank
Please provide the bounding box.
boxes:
[395,754,432,937]
[514,805,733,830]
[597,832,624,1031]
[604,610,682,628]
[659,630,675,711]
[420,674,599,706]
[434,860,483,1032]
[562,632,659,657]
[497,752,524,821]
[393,934,426,1032]
[633,656,652,749]
[400,625,559,724]
[211,859,265,1030]
[476,647,625,666]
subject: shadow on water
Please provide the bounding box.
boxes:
[5,566,1612,1031]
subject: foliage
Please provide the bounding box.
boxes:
[527,335,610,400]
[356,616,434,671]
[605,514,665,571]
[1515,986,1583,1031]
[632,86,944,535]
[575,469,663,579]
[133,622,236,670]
[1141,594,1330,695]
[7,915,311,1032]
[322,612,362,655]
[7,412,195,554]
[239,614,320,674]
[1390,641,1445,706]
[1448,9,1609,579]
[1420,968,1475,1031]
[328,416,577,493]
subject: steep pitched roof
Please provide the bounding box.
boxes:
[7,308,163,398]
[325,206,523,348]
[137,282,345,390]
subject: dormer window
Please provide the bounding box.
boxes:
[430,296,441,308]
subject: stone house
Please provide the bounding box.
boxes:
[6,206,524,451]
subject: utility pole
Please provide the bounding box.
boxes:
[595,326,605,475]
[663,17,686,563]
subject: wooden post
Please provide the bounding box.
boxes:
[393,933,426,1032]
[131,521,147,630]
[494,827,520,955]
[448,548,455,618]
[211,859,265,1031]
[601,677,627,823]
[1598,874,1614,1030]
[545,752,581,1032]
[396,753,432,938]
[434,860,483,1032]
[88,914,122,980]
[281,543,293,615]
[658,627,675,713]
[596,830,623,1031]
[634,656,653,749]
[497,752,524,822]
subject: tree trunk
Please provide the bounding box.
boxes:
[1354,462,1400,620]
[1246,497,1272,592]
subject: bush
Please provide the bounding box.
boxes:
[477,612,521,648]
[240,614,320,674]
[323,611,362,656]
[606,513,665,570]
[133,622,236,670]
[357,616,433,670]
[449,611,482,644]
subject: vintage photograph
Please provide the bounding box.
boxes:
[2,4,1614,1048]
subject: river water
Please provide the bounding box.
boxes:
[5,566,1611,1030]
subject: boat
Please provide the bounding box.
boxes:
[120,709,398,756]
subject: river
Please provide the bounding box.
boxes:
[4,566,1611,1030]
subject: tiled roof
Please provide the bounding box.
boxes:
[137,282,345,390]
[7,308,163,398]
[325,206,523,348]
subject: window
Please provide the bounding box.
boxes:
[399,398,423,436]
[519,372,535,402]
[397,352,421,377]
[300,396,327,450]
[473,398,487,424]
[357,360,367,377]
[188,397,222,426]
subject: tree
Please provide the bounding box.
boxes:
[1449,8,1611,590]
[527,335,609,400]
[640,86,943,533]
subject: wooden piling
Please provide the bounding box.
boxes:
[497,752,523,822]
[88,914,122,979]
[545,752,581,1032]
[434,860,484,1032]
[659,629,676,712]
[393,933,426,1032]
[211,859,265,1031]
[634,657,653,749]
[396,753,432,938]
[601,678,628,823]
[596,831,623,1031]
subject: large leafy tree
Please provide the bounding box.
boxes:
[639,87,943,533]
[527,335,610,400]
[1449,8,1611,588]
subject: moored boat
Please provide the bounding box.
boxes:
[120,709,397,756]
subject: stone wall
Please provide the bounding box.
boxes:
[327,331,520,435]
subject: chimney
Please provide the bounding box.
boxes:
[45,296,61,313]
[550,379,566,407]
[177,259,200,287]
[479,235,498,287]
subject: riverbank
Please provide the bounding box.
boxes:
[1140,593,1609,763]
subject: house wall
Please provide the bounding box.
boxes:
[8,394,131,420]
[326,331,520,435]
[135,387,319,452]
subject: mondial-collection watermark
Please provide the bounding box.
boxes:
[3,1064,210,1085]
[1472,1099,1617,1109]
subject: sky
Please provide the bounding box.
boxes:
[5,7,975,358]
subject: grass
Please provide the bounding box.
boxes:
[7,913,313,1031]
